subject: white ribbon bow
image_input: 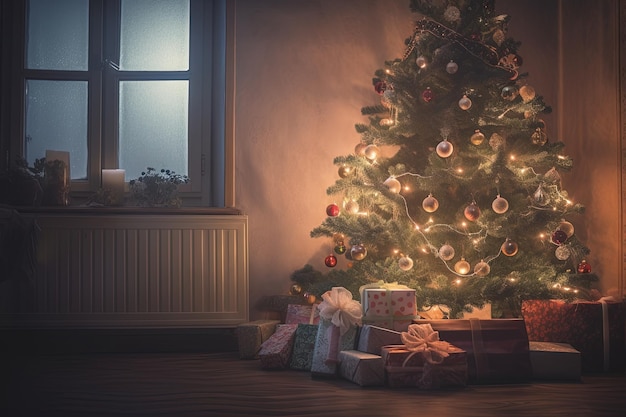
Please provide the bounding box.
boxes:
[318,287,362,335]
[401,323,452,365]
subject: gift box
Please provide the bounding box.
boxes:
[338,350,385,386]
[285,303,320,325]
[521,299,626,373]
[258,324,298,369]
[310,287,362,377]
[529,341,581,381]
[381,323,468,390]
[236,319,280,359]
[413,318,532,384]
[360,284,418,331]
[357,324,403,355]
[289,323,319,371]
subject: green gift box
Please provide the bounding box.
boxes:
[289,323,319,371]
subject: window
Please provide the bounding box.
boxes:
[1,0,232,207]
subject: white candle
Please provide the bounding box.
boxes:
[102,169,125,196]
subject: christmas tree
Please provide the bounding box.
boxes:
[293,0,597,317]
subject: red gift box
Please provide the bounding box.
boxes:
[521,299,626,373]
[413,318,532,383]
[381,344,467,389]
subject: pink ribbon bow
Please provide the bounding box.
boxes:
[401,323,452,365]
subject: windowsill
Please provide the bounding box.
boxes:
[3,204,242,216]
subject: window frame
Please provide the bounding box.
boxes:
[1,0,234,208]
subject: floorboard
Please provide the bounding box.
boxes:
[3,352,626,417]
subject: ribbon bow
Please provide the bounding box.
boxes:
[358,280,411,302]
[401,323,452,365]
[318,287,362,335]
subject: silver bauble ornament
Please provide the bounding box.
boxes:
[555,245,571,261]
[436,140,453,158]
[492,195,509,214]
[350,244,367,261]
[345,200,359,214]
[458,95,472,110]
[446,60,458,74]
[439,244,455,261]
[416,55,427,69]
[364,144,380,160]
[398,256,414,271]
[474,260,490,277]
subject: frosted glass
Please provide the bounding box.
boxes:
[25,80,88,179]
[119,80,189,180]
[120,0,189,71]
[26,0,89,70]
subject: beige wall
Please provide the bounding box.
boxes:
[234,0,622,319]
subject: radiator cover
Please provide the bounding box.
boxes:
[1,213,249,328]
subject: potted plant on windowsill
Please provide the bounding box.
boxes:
[0,157,45,207]
[128,167,189,208]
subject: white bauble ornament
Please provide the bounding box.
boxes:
[398,256,414,271]
[416,55,428,69]
[383,177,401,194]
[345,200,359,214]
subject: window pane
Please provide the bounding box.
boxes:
[25,80,88,179]
[26,0,89,71]
[119,81,189,180]
[120,0,190,71]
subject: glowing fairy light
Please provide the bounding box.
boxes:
[456,167,464,174]
[454,278,462,285]
[510,154,516,161]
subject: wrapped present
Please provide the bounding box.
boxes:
[338,350,384,387]
[360,281,417,331]
[413,318,532,384]
[529,341,581,381]
[289,323,319,371]
[311,287,362,377]
[521,298,626,373]
[236,319,280,359]
[285,303,320,325]
[258,324,298,369]
[381,324,468,389]
[357,324,402,355]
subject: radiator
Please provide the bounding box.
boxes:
[2,213,249,328]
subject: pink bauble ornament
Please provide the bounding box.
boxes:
[326,203,339,217]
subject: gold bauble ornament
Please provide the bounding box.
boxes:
[470,129,485,146]
[454,258,471,275]
[290,283,302,295]
[422,194,439,213]
[519,85,536,102]
[338,165,352,178]
[383,177,402,194]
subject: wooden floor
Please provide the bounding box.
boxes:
[3,351,626,417]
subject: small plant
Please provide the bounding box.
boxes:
[129,167,189,207]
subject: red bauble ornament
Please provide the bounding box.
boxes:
[577,259,591,273]
[325,254,338,268]
[326,204,339,217]
[374,81,387,95]
[551,230,568,245]
[422,87,434,102]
